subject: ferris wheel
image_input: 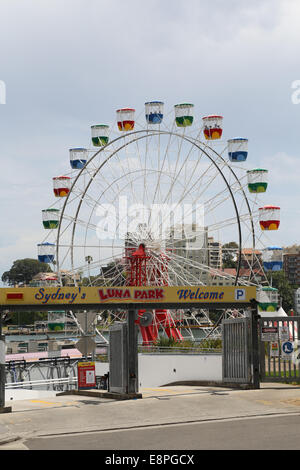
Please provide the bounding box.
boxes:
[37,101,282,343]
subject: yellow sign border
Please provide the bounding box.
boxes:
[0,285,257,307]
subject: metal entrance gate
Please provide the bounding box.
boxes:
[259,316,300,383]
[222,317,252,384]
[109,322,128,394]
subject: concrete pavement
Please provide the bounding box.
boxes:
[1,383,300,449]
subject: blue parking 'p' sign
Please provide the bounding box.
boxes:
[234,288,246,301]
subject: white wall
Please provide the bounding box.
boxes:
[97,354,222,389]
[138,354,222,388]
[6,389,58,401]
[5,354,222,401]
[95,362,109,376]
[96,354,222,389]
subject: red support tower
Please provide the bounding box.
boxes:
[125,243,183,345]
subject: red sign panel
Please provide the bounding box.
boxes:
[6,293,24,300]
[77,361,96,389]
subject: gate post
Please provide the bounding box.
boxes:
[0,311,12,413]
[250,298,260,389]
[127,308,139,395]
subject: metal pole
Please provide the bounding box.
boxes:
[0,311,4,408]
[0,310,11,412]
[84,311,88,359]
[127,308,138,394]
[250,299,260,389]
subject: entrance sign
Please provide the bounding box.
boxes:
[77,361,96,389]
[0,285,256,309]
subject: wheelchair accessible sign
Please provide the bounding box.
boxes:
[281,341,294,358]
[281,341,300,364]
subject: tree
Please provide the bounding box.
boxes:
[7,311,48,326]
[267,270,295,312]
[1,258,52,286]
[222,242,238,269]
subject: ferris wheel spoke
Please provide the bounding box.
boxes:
[96,263,126,287]
[146,167,240,244]
[203,181,249,220]
[63,214,100,234]
[166,255,204,286]
[157,134,208,209]
[169,251,227,283]
[82,168,167,254]
[149,126,176,208]
[162,249,208,284]
[149,252,173,286]
[59,244,125,249]
[72,166,150,226]
[172,250,255,287]
[83,158,124,201]
[160,145,228,224]
[72,251,123,281]
[203,174,248,210]
[206,212,249,232]
[53,113,271,297]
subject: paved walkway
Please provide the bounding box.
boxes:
[1,383,300,449]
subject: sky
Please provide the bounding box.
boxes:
[0,0,300,282]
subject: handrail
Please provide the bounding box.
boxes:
[5,377,77,389]
[138,346,222,354]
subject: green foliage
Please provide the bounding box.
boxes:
[154,336,177,348]
[6,311,48,326]
[222,241,238,268]
[2,258,52,286]
[199,338,222,349]
[267,270,295,312]
[96,354,109,362]
[152,335,222,351]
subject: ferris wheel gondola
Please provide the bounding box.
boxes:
[69,148,88,170]
[202,115,223,140]
[37,242,55,264]
[91,125,110,147]
[228,138,248,162]
[53,176,71,197]
[145,101,164,124]
[174,103,194,127]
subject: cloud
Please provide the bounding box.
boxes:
[261,152,300,185]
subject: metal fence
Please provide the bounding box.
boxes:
[5,357,79,392]
[138,345,222,354]
[259,316,300,383]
